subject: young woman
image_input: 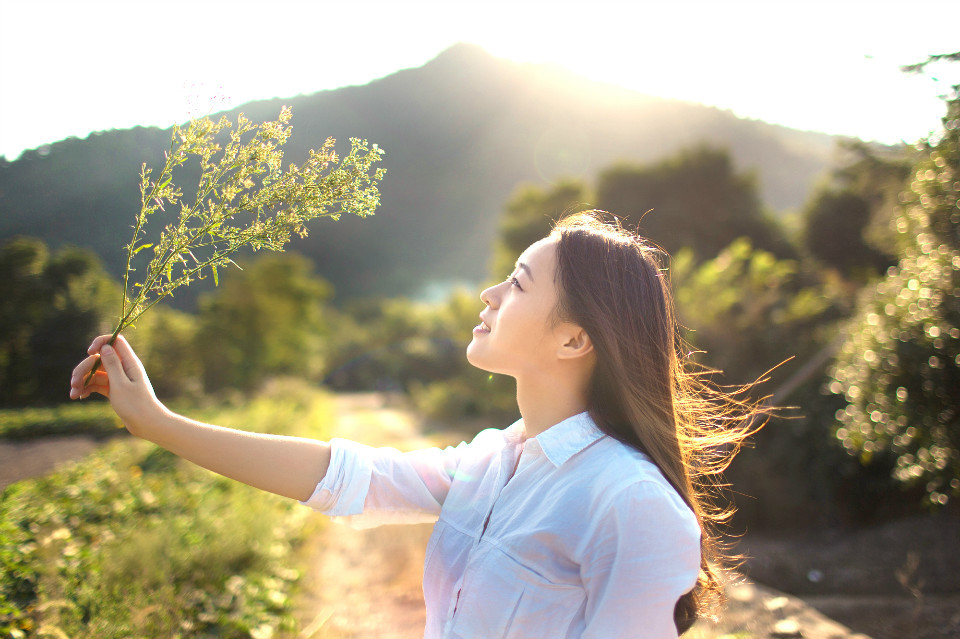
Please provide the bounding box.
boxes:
[71,211,762,638]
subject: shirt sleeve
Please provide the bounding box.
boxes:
[579,480,702,639]
[298,436,472,529]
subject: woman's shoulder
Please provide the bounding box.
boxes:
[466,418,523,448]
[580,437,695,520]
[539,412,680,497]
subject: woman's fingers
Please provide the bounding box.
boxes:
[72,334,154,402]
[110,335,148,383]
[71,336,116,400]
[84,335,146,382]
[87,334,113,355]
[78,373,109,399]
[70,353,109,399]
[97,343,127,383]
[71,353,98,380]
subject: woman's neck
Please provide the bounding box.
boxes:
[515,369,589,438]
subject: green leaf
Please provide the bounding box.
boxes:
[112,106,384,355]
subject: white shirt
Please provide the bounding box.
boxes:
[300,412,701,639]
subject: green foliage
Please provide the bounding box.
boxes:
[0,404,119,440]
[195,253,333,393]
[324,293,468,393]
[318,288,517,423]
[0,384,331,638]
[672,239,911,526]
[87,107,384,382]
[491,179,591,279]
[126,305,203,400]
[120,106,384,329]
[830,87,960,506]
[406,291,518,423]
[0,238,117,406]
[801,189,891,280]
[672,238,840,384]
[411,371,518,424]
[596,146,794,262]
[831,139,914,257]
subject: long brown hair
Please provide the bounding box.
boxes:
[551,211,768,634]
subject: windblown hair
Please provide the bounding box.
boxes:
[550,211,770,635]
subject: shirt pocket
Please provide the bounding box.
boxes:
[448,544,585,639]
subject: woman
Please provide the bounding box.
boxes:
[71,211,762,638]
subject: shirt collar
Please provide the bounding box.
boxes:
[531,412,606,467]
[503,419,526,444]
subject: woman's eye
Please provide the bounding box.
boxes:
[509,276,522,289]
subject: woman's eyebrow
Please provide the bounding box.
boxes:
[515,261,534,282]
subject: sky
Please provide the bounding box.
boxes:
[0,0,958,162]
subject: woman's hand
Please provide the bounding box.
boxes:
[69,335,164,436]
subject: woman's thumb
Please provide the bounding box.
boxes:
[98,344,126,381]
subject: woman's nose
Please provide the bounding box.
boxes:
[480,283,501,308]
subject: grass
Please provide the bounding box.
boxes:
[0,379,332,639]
[0,403,122,441]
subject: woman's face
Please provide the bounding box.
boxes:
[466,237,569,377]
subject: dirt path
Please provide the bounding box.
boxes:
[286,394,451,639]
[0,435,104,491]
[285,394,874,639]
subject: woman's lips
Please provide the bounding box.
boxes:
[473,320,491,335]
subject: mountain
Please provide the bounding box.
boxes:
[0,43,839,302]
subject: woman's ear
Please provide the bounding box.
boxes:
[557,327,594,360]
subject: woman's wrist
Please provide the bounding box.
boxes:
[121,397,173,441]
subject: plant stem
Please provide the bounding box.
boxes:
[82,325,123,386]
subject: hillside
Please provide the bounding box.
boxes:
[0,43,840,301]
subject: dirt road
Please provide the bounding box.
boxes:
[286,394,450,639]
[0,435,102,490]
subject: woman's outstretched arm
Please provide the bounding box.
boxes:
[70,335,331,502]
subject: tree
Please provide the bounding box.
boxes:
[322,295,464,393]
[0,238,116,405]
[832,139,914,257]
[490,179,591,280]
[194,253,333,393]
[127,306,202,400]
[0,238,48,404]
[596,146,793,261]
[801,189,891,279]
[830,77,960,506]
[670,238,860,527]
[672,238,839,386]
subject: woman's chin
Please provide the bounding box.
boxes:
[465,341,481,366]
[465,342,494,372]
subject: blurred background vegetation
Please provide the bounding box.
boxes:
[1,46,957,533]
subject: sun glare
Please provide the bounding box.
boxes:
[471,1,957,145]
[0,0,957,159]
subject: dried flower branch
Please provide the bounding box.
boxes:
[85,106,385,383]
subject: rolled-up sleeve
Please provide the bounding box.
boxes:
[300,437,470,528]
[579,481,701,639]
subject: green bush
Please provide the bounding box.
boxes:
[0,383,332,638]
[0,403,120,441]
[829,90,960,507]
